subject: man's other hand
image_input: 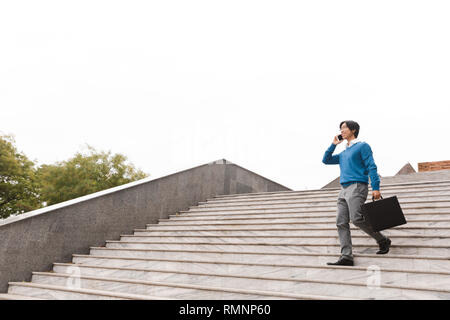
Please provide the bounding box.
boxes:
[373,190,381,200]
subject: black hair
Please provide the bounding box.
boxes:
[340,120,360,138]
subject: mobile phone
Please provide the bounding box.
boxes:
[338,134,343,141]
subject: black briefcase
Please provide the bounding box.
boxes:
[361,195,407,232]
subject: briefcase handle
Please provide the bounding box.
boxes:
[371,195,384,201]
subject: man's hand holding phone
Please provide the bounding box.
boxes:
[333,134,344,145]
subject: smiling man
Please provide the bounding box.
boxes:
[322,120,391,266]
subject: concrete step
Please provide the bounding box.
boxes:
[103,239,450,255]
[204,193,450,203]
[212,181,450,200]
[50,263,450,300]
[212,186,450,203]
[203,189,450,205]
[29,272,351,300]
[117,235,450,246]
[59,258,450,290]
[200,194,450,208]
[179,207,450,218]
[153,218,450,228]
[170,212,450,222]
[93,240,450,256]
[141,224,450,231]
[131,228,450,237]
[145,222,450,231]
[208,186,450,202]
[73,252,450,273]
[121,230,450,244]
[184,201,450,214]
[6,281,173,300]
[0,293,46,300]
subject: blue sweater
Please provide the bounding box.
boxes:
[322,142,380,190]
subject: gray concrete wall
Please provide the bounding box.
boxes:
[0,159,291,293]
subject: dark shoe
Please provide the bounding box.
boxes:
[377,238,391,254]
[327,257,354,266]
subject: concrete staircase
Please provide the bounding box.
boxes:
[2,179,450,300]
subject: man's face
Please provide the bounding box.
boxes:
[340,123,355,140]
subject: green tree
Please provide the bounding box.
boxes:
[36,144,149,206]
[0,134,42,219]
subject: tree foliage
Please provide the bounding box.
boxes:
[0,135,42,219]
[0,134,149,219]
[36,144,148,206]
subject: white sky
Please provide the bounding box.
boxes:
[1,1,449,191]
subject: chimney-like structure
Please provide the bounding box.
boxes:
[418,160,450,172]
[395,163,417,175]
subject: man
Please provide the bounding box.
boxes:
[322,120,391,266]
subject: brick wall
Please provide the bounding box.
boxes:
[418,160,450,172]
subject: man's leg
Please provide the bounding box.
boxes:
[347,183,387,243]
[336,196,353,261]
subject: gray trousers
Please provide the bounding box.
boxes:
[336,182,387,261]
